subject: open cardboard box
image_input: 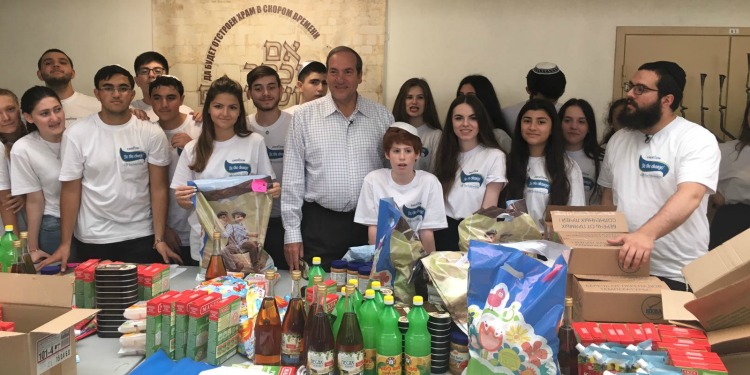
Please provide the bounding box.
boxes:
[662,228,750,355]
[571,274,669,323]
[0,273,98,375]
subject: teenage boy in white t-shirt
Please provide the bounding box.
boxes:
[354,122,447,254]
[150,75,202,265]
[131,51,193,121]
[246,66,292,269]
[36,49,100,125]
[38,65,183,271]
[599,61,720,291]
[284,61,328,115]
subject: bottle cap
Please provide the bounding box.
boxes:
[265,270,275,280]
[331,259,347,269]
[565,297,573,306]
[12,240,21,247]
[413,295,423,306]
[371,281,381,290]
[451,329,469,345]
[341,286,346,294]
[19,231,28,239]
[348,278,359,286]
[317,284,327,294]
[365,289,375,298]
[291,270,301,280]
[345,284,356,294]
[212,231,221,239]
[312,275,323,284]
[358,265,371,276]
[347,262,363,272]
[4,225,13,231]
[384,295,394,305]
[312,256,321,265]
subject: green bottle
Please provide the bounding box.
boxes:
[335,284,365,374]
[347,279,364,315]
[0,225,18,273]
[405,296,431,375]
[371,281,385,312]
[332,286,347,339]
[376,295,402,375]
[308,256,326,288]
[359,290,379,375]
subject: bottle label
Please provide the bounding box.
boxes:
[405,354,431,375]
[337,350,365,373]
[280,333,302,363]
[364,348,377,370]
[449,349,469,372]
[307,350,335,374]
[376,353,402,375]
[332,271,347,287]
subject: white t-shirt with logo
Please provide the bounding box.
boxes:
[717,140,750,205]
[416,125,441,173]
[525,156,586,231]
[566,149,599,204]
[10,132,62,217]
[248,111,292,218]
[59,114,170,243]
[131,99,193,122]
[598,117,720,280]
[61,91,101,127]
[445,145,507,219]
[160,116,202,245]
[354,169,447,232]
[170,133,275,260]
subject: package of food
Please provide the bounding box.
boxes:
[124,301,148,320]
[119,319,147,334]
[457,203,542,252]
[186,293,223,361]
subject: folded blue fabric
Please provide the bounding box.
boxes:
[130,350,218,375]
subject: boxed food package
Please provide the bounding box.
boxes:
[0,273,98,375]
[159,292,187,358]
[174,291,213,360]
[146,290,180,357]
[74,259,100,307]
[141,264,170,301]
[207,295,241,365]
[186,293,223,361]
[571,274,668,323]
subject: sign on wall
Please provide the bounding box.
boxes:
[153,0,387,111]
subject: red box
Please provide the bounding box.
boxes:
[0,321,14,332]
[660,336,711,351]
[626,324,647,342]
[188,294,223,318]
[611,324,633,345]
[175,291,209,317]
[667,349,723,364]
[671,357,727,372]
[74,259,100,281]
[655,341,707,352]
[147,291,179,317]
[641,323,661,342]
[599,323,620,343]
[208,295,240,322]
[572,322,594,345]
[160,292,185,318]
[657,324,707,340]
[589,322,606,343]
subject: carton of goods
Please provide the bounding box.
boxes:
[661,228,750,355]
[572,275,668,323]
[175,291,213,360]
[146,290,180,357]
[186,293,223,361]
[159,292,187,358]
[0,273,98,375]
[207,295,241,365]
[141,264,170,301]
[74,259,99,307]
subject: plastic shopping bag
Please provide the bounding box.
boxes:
[458,204,542,252]
[467,240,567,375]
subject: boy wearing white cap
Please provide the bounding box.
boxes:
[354,122,447,254]
[502,62,567,134]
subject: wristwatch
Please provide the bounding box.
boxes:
[153,238,165,249]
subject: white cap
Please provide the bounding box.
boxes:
[389,122,419,138]
[532,62,561,75]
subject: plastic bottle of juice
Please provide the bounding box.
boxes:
[332,286,347,339]
[0,225,18,273]
[308,256,325,288]
[376,295,402,374]
[255,270,282,365]
[18,232,35,274]
[335,284,365,373]
[371,281,385,312]
[359,290,379,375]
[281,270,306,367]
[347,279,364,315]
[306,284,335,374]
[405,296,431,375]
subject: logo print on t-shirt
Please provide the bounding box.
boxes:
[119,148,147,163]
[421,147,429,158]
[460,170,484,187]
[402,205,426,219]
[583,177,595,191]
[526,177,551,192]
[638,155,670,177]
[266,147,284,160]
[224,160,251,174]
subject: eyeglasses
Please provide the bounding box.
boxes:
[98,86,132,94]
[623,82,658,95]
[138,67,165,76]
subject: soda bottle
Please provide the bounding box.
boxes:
[336,284,365,373]
[359,290,379,375]
[10,241,25,274]
[18,232,35,274]
[405,296,431,375]
[0,225,18,273]
[303,275,325,359]
[347,279,364,315]
[371,281,385,312]
[255,270,282,365]
[376,295,402,375]
[306,284,335,374]
[306,275,324,312]
[332,286,347,339]
[281,270,306,367]
[558,297,579,375]
[205,232,227,280]
[308,256,325,288]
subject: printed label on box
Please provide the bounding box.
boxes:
[36,328,72,375]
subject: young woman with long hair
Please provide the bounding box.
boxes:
[559,98,605,204]
[392,78,442,171]
[456,75,512,153]
[0,88,28,232]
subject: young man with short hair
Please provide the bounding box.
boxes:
[131,51,193,121]
[246,65,292,269]
[37,48,100,125]
[285,60,327,115]
[38,65,182,271]
[502,62,567,134]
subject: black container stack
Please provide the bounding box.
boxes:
[95,263,137,338]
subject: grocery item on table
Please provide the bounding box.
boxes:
[172,291,210,359]
[146,290,180,356]
[95,263,138,338]
[307,256,325,288]
[405,295,431,375]
[254,270,282,365]
[376,295,402,374]
[185,292,223,361]
[305,284,335,374]
[336,284,365,374]
[207,295,242,365]
[280,270,306,367]
[330,260,348,288]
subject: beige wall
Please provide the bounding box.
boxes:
[2,0,750,132]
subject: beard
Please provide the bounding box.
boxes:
[617,98,662,131]
[41,72,72,88]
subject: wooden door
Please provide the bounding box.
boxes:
[726,36,750,139]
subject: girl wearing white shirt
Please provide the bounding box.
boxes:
[559,98,605,204]
[710,101,750,248]
[433,95,507,251]
[501,99,585,231]
[11,86,65,258]
[392,78,442,172]
[0,88,28,233]
[171,76,280,262]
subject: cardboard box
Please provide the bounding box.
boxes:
[0,273,98,375]
[548,208,649,277]
[719,352,750,375]
[186,293,223,361]
[174,291,211,360]
[572,275,669,323]
[661,228,750,355]
[74,259,99,307]
[207,295,241,365]
[146,290,180,357]
[160,292,187,358]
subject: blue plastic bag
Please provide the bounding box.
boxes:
[467,240,567,375]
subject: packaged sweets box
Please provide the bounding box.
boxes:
[0,273,98,375]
